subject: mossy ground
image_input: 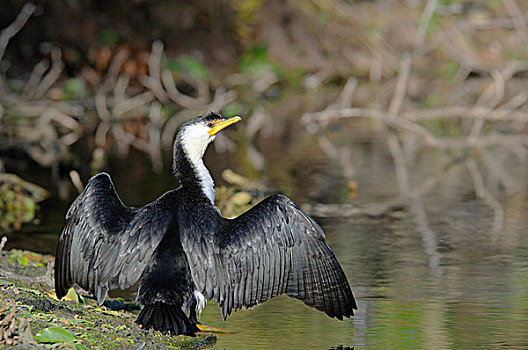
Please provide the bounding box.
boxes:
[0,250,216,349]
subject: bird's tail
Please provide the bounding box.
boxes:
[136,302,199,336]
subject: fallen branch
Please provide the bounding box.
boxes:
[403,106,528,122]
[302,107,441,146]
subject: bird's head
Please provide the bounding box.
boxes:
[173,112,242,175]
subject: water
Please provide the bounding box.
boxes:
[5,132,528,349]
[199,213,528,349]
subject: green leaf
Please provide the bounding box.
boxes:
[239,45,271,77]
[65,287,80,303]
[98,29,122,46]
[230,191,252,206]
[34,327,78,344]
[17,256,29,266]
[73,343,89,350]
[64,78,87,100]
[222,105,240,119]
[166,56,211,81]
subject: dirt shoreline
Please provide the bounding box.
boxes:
[0,249,217,349]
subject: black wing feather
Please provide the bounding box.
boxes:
[181,194,357,320]
[54,173,175,305]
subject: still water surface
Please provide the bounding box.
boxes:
[201,213,528,349]
[7,135,528,349]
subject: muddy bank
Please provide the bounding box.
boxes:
[0,248,216,349]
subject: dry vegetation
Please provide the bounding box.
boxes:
[0,1,528,347]
[0,0,526,219]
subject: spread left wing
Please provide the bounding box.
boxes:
[54,173,177,304]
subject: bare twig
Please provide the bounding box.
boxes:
[59,132,79,147]
[337,77,357,108]
[0,3,36,63]
[22,59,49,97]
[502,0,528,44]
[112,91,154,117]
[0,237,6,252]
[467,69,505,145]
[104,49,129,91]
[302,107,441,146]
[32,47,64,99]
[148,101,163,173]
[110,125,134,155]
[95,122,111,148]
[69,170,84,193]
[95,90,111,121]
[415,0,439,49]
[113,73,130,104]
[149,40,164,83]
[389,0,438,117]
[6,100,81,118]
[501,92,528,111]
[403,106,528,122]
[206,86,237,112]
[440,26,482,71]
[161,68,203,108]
[41,107,79,130]
[388,53,412,116]
[140,41,169,103]
[139,76,169,104]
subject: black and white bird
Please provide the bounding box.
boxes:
[54,112,356,336]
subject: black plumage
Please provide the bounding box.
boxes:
[54,112,357,336]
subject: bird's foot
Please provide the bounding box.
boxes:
[196,324,233,334]
[189,317,201,325]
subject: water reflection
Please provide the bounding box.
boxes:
[202,208,528,349]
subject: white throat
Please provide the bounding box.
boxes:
[181,125,216,205]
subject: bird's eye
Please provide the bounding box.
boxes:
[207,122,214,128]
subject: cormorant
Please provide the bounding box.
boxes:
[54,112,356,336]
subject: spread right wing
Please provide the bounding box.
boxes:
[181,194,356,320]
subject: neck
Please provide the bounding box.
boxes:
[190,157,215,204]
[173,140,215,205]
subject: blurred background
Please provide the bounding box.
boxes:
[1,0,528,348]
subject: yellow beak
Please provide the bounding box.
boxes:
[208,116,242,136]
